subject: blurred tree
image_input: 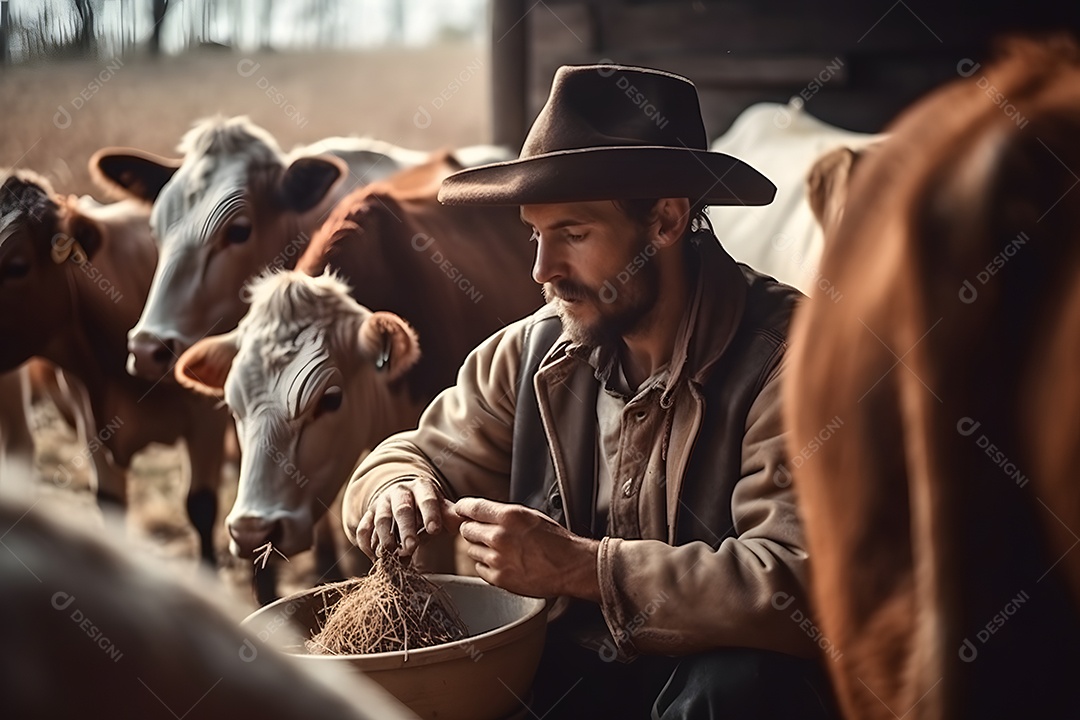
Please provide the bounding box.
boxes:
[0,0,9,63]
[73,0,95,54]
[149,0,168,55]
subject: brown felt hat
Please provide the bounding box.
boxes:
[438,64,776,207]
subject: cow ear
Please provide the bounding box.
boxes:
[175,332,240,399]
[60,205,104,261]
[358,311,420,382]
[806,146,858,237]
[90,148,181,202]
[279,155,344,213]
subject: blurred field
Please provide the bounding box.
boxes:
[4,41,490,608]
[1,42,491,196]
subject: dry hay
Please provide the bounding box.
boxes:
[306,552,469,658]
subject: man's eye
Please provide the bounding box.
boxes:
[565,232,585,242]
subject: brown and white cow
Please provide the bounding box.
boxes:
[91,116,509,380]
[174,154,539,579]
[0,169,228,564]
[786,37,1080,719]
[0,493,415,719]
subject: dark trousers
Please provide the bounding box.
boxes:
[530,638,841,719]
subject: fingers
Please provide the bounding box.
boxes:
[356,510,376,559]
[373,492,398,555]
[440,498,465,535]
[463,538,498,568]
[459,519,504,549]
[413,480,445,535]
[453,497,510,523]
[392,490,420,555]
[360,479,447,559]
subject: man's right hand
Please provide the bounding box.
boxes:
[355,478,460,559]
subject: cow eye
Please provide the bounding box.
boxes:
[313,387,343,419]
[224,217,252,245]
[0,258,30,281]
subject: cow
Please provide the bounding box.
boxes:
[90,115,509,380]
[174,154,540,602]
[175,270,425,561]
[785,37,1080,719]
[0,169,228,565]
[0,492,415,719]
[0,368,33,486]
[707,101,881,295]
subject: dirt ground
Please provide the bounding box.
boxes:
[4,42,489,611]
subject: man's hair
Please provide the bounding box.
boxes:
[614,198,711,240]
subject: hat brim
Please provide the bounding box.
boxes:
[437,146,776,207]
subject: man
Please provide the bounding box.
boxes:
[343,64,838,718]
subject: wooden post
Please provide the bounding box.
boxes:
[491,0,529,150]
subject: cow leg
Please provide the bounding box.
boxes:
[313,514,346,583]
[253,559,280,606]
[182,410,228,567]
[58,372,128,508]
[0,367,36,487]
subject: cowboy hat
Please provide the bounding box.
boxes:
[438,64,776,207]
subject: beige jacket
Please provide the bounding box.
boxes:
[343,237,818,660]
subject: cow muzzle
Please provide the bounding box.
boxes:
[127,331,186,380]
[228,515,281,557]
[227,513,312,558]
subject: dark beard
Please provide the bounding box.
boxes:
[544,234,660,347]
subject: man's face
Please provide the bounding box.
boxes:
[521,200,660,346]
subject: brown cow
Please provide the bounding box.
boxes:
[0,493,415,719]
[0,170,228,564]
[786,37,1080,719]
[175,154,540,602]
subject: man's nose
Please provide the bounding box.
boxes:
[532,235,560,285]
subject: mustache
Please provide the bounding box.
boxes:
[544,280,595,303]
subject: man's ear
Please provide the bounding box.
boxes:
[653,198,691,248]
[279,155,345,213]
[175,332,240,398]
[357,311,420,382]
[90,148,182,202]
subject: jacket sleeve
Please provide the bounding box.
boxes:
[342,316,528,540]
[596,361,821,659]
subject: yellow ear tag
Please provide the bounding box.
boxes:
[50,236,88,266]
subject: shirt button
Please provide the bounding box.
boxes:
[622,477,634,497]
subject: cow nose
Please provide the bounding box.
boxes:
[127,332,183,380]
[228,516,281,557]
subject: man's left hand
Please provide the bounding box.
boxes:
[453,497,601,601]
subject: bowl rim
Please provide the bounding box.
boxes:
[244,573,549,669]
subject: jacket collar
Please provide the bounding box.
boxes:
[543,232,748,392]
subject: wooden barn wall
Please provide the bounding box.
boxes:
[498,0,1080,145]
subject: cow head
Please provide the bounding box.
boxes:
[0,171,83,370]
[174,270,421,558]
[91,116,346,381]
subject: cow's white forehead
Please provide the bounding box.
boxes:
[227,270,362,413]
[152,116,283,242]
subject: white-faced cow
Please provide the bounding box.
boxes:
[0,169,228,564]
[91,116,508,380]
[174,154,540,600]
[176,270,425,561]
